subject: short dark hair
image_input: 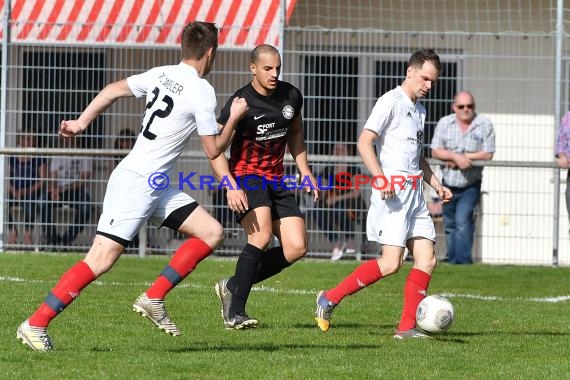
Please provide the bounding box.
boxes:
[181,21,218,60]
[408,48,443,75]
[250,44,280,64]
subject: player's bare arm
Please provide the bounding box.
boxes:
[209,153,249,213]
[60,79,134,138]
[420,156,452,203]
[201,97,248,159]
[287,115,319,201]
[357,128,394,199]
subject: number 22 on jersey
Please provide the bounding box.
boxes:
[142,87,173,140]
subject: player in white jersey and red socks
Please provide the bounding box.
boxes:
[16,21,248,351]
[314,49,453,339]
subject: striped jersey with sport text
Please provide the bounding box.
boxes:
[217,81,303,180]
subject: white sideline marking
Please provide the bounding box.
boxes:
[1,275,569,303]
[0,275,25,282]
[441,292,570,303]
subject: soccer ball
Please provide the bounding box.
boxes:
[416,295,454,333]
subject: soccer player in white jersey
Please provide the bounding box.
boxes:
[314,49,453,339]
[16,21,248,352]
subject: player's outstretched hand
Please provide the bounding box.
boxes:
[59,120,85,138]
[438,186,453,204]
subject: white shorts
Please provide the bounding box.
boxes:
[97,168,197,242]
[366,177,435,247]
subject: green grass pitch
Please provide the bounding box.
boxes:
[1,252,570,379]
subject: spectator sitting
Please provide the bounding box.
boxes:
[7,131,49,246]
[109,128,137,173]
[44,137,92,247]
[315,143,364,260]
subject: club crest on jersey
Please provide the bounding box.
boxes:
[282,105,294,119]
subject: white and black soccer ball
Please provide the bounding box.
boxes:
[416,295,454,333]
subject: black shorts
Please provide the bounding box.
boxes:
[234,175,303,224]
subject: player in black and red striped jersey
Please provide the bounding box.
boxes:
[211,44,319,329]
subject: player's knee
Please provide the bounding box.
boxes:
[84,250,120,277]
[427,254,438,271]
[377,256,402,276]
[285,241,307,262]
[97,261,115,276]
[414,253,437,273]
[379,262,401,276]
[248,230,274,249]
[203,222,224,248]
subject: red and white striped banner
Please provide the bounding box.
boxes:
[0,0,297,49]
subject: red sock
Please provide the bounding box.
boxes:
[29,260,96,327]
[326,259,382,304]
[146,238,212,299]
[398,268,431,331]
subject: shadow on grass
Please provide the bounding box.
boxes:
[166,342,384,353]
[293,322,395,329]
[416,329,570,343]
[85,329,570,352]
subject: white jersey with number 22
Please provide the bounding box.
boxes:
[119,62,219,177]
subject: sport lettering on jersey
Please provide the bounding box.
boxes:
[218,81,303,180]
[256,122,275,135]
[158,72,184,95]
[256,123,288,141]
